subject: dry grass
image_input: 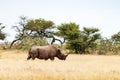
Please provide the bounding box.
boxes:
[0,51,120,80]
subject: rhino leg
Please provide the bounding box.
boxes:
[32,57,35,60]
[27,55,31,60]
[29,53,36,60]
[50,57,54,61]
[45,58,49,60]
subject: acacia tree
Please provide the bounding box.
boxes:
[82,27,101,51]
[10,16,63,49]
[56,22,80,43]
[10,16,53,48]
[25,18,63,45]
[56,22,81,53]
[25,18,54,37]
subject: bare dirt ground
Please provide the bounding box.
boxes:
[0,50,120,80]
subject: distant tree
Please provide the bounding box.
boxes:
[25,18,63,45]
[111,32,120,53]
[25,18,54,38]
[10,16,63,49]
[0,23,6,40]
[81,27,101,52]
[56,24,101,53]
[56,22,80,43]
[111,32,120,44]
[56,22,83,53]
[67,27,101,54]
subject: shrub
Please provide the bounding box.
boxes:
[17,37,47,50]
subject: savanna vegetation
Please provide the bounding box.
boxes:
[1,16,120,80]
[0,16,120,55]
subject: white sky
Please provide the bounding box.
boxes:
[0,0,120,42]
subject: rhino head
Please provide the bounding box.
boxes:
[57,49,68,60]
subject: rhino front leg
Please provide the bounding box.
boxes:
[50,57,54,61]
[45,58,49,60]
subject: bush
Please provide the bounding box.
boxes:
[17,37,47,50]
[66,39,85,54]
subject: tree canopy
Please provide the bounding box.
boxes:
[56,23,80,40]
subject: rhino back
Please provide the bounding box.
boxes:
[31,45,58,58]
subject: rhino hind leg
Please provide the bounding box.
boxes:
[30,54,36,60]
[27,55,31,60]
